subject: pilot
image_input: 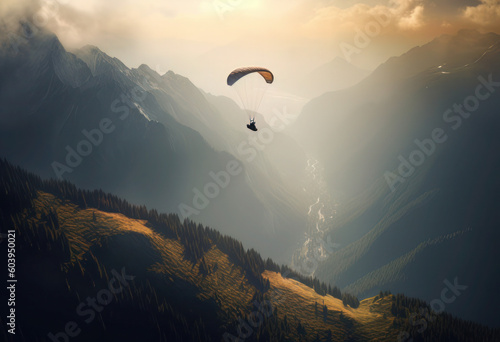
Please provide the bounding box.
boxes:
[247,118,257,131]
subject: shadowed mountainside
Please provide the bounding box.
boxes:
[2,159,499,341]
[291,29,500,327]
[0,24,306,264]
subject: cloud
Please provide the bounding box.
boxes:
[3,0,498,55]
[0,0,41,34]
[0,0,57,50]
[1,0,499,95]
[299,0,430,39]
[398,5,425,29]
[0,0,41,20]
[298,0,500,45]
[463,0,500,27]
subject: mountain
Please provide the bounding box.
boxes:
[293,29,500,196]
[76,43,309,265]
[0,25,306,264]
[0,28,229,209]
[291,29,500,327]
[2,159,499,341]
[126,61,308,217]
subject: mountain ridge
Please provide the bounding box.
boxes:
[292,29,500,327]
[2,158,499,341]
[0,24,306,263]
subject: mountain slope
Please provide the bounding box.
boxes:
[293,29,500,196]
[0,25,302,263]
[2,159,499,341]
[293,30,500,327]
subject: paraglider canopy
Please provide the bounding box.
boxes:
[227,67,274,86]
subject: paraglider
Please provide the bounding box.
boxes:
[227,67,274,132]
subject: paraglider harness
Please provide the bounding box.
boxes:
[247,118,258,132]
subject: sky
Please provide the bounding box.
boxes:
[1,0,500,100]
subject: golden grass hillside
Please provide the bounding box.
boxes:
[21,190,403,341]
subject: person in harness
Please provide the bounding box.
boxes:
[247,118,257,131]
